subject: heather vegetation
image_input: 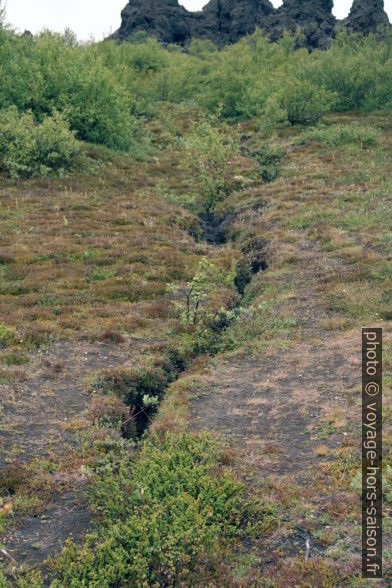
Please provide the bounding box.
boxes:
[0,13,391,588]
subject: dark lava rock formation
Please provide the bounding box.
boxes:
[345,0,390,34]
[113,0,391,49]
[267,1,336,50]
[197,0,275,46]
[114,0,276,46]
[115,0,193,45]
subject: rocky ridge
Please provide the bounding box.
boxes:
[113,0,391,50]
[345,0,390,34]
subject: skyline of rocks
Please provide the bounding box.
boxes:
[113,0,391,50]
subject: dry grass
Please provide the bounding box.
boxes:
[0,152,236,345]
[221,113,392,333]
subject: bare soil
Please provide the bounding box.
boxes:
[0,337,148,565]
[0,338,144,466]
[3,491,90,568]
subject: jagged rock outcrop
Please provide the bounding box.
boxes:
[113,0,390,50]
[114,0,194,44]
[345,0,389,34]
[114,0,275,46]
[267,0,336,50]
[198,0,275,46]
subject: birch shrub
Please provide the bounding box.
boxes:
[182,114,239,212]
[0,107,80,178]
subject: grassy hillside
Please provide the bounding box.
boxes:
[0,19,391,588]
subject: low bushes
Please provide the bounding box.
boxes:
[169,257,240,355]
[274,79,336,125]
[50,433,258,587]
[301,32,392,112]
[0,323,16,348]
[0,107,80,178]
[220,301,296,352]
[295,123,381,147]
[62,63,136,151]
[252,142,286,182]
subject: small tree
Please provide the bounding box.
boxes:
[182,113,238,212]
[170,257,237,331]
[183,258,216,325]
[253,142,286,182]
[169,258,228,326]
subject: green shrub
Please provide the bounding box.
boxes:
[199,44,257,119]
[8,570,44,588]
[177,258,221,326]
[0,0,6,28]
[0,323,16,348]
[295,123,381,147]
[0,107,80,178]
[182,114,239,212]
[258,94,289,137]
[62,63,136,151]
[273,79,336,125]
[252,142,286,182]
[301,32,392,111]
[0,33,139,151]
[51,433,258,587]
[125,37,168,73]
[1,28,392,158]
[188,39,218,59]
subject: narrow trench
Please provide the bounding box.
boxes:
[125,207,268,439]
[199,211,233,245]
[116,133,281,438]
